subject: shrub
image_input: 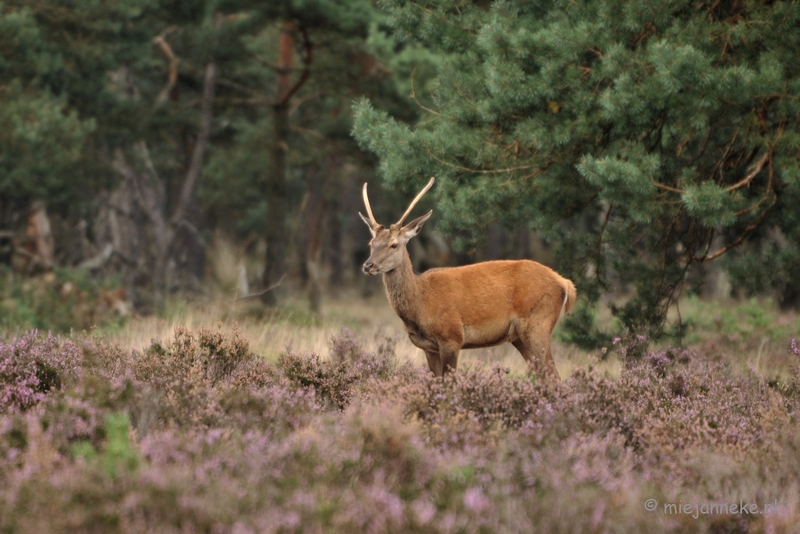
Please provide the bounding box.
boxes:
[0,331,85,412]
[278,327,402,410]
[1,327,799,533]
[0,267,127,333]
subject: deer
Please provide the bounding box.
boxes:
[359,177,577,382]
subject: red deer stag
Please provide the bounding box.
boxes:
[359,177,576,381]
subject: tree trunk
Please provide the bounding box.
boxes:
[25,201,55,272]
[153,62,217,306]
[104,61,217,309]
[325,187,343,290]
[303,166,328,314]
[262,20,296,305]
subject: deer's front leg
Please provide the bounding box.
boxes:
[423,350,442,376]
[437,341,461,377]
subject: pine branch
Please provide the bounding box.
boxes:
[425,151,535,174]
[410,68,439,116]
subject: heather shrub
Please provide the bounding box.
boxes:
[781,339,800,404]
[278,327,402,410]
[132,325,251,386]
[611,330,651,363]
[126,325,261,428]
[0,331,85,412]
[480,430,650,533]
[215,382,319,436]
[0,413,28,474]
[0,351,42,413]
[377,364,560,449]
[563,344,786,456]
[329,326,399,380]
[1,326,800,532]
[39,374,137,453]
[279,350,362,410]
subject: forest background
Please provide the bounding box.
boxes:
[1,0,800,344]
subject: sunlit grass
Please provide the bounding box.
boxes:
[91,288,800,384]
[96,288,626,379]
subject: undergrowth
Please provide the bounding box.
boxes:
[0,326,799,532]
[0,267,127,333]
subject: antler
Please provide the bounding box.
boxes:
[396,177,435,226]
[362,183,378,225]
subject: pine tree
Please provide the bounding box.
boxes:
[201,0,437,305]
[353,0,800,343]
[0,0,150,211]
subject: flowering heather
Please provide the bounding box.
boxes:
[279,327,403,410]
[0,331,84,412]
[1,327,799,532]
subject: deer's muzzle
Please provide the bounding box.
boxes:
[362,261,378,275]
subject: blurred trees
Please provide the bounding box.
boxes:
[353,0,800,343]
[0,0,435,311]
[2,0,799,336]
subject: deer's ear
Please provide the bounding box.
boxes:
[401,210,432,241]
[359,212,381,237]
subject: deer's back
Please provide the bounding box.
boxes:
[418,260,567,326]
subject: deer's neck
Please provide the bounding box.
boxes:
[382,251,421,324]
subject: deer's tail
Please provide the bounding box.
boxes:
[559,278,577,321]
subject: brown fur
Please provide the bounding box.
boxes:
[361,209,576,382]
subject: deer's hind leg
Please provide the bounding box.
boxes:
[512,318,560,382]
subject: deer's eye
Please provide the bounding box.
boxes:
[390,243,399,249]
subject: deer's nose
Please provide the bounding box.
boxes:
[363,261,374,273]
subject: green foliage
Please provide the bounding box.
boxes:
[200,1,435,237]
[0,267,127,333]
[680,294,798,347]
[557,300,612,350]
[0,0,154,211]
[0,80,95,206]
[71,413,141,478]
[353,0,800,343]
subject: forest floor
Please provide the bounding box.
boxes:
[1,291,799,532]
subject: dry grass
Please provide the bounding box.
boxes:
[102,289,622,379]
[106,289,798,383]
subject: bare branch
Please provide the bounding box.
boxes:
[170,61,218,227]
[425,151,535,174]
[233,275,286,302]
[77,243,114,271]
[0,230,25,238]
[249,52,280,72]
[279,25,313,107]
[410,68,439,116]
[701,200,775,262]
[701,155,777,262]
[652,181,684,194]
[290,126,325,139]
[724,150,769,192]
[153,28,180,106]
[288,91,324,116]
